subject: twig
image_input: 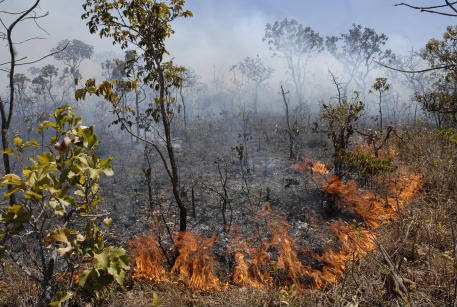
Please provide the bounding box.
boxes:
[9,42,68,67]
[376,241,416,307]
[395,1,457,16]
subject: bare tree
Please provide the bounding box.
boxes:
[280,85,299,160]
[371,77,391,131]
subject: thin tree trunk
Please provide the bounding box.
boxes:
[281,85,295,160]
[158,66,187,232]
[254,83,259,115]
[135,89,141,139]
[379,92,383,131]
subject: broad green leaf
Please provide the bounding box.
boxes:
[23,140,39,148]
[93,247,130,285]
[1,174,21,186]
[100,157,114,176]
[0,204,30,231]
[103,218,112,228]
[38,121,57,133]
[152,292,160,307]
[24,190,43,200]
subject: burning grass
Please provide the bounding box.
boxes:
[129,155,422,292]
[229,204,310,289]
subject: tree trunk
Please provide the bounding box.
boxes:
[379,92,383,131]
[135,89,141,139]
[1,128,15,203]
[158,67,187,232]
[281,85,295,160]
[254,83,259,115]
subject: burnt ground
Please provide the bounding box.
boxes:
[96,112,367,282]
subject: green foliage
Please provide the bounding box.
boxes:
[0,105,129,306]
[326,24,394,65]
[81,0,191,89]
[436,127,457,145]
[320,92,364,176]
[264,18,323,56]
[52,39,94,82]
[372,77,390,92]
[343,147,396,181]
[416,26,457,125]
[49,291,75,307]
[81,0,191,233]
[278,284,300,306]
[77,246,129,304]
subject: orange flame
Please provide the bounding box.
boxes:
[130,234,167,282]
[295,155,422,288]
[291,160,330,174]
[130,150,422,292]
[230,204,310,289]
[171,232,221,291]
[324,172,422,228]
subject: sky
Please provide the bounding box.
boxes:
[1,0,454,84]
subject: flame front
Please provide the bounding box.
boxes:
[130,234,167,282]
[171,232,221,291]
[130,152,422,292]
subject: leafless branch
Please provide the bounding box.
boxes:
[375,60,455,73]
[22,11,48,21]
[30,11,50,35]
[110,107,173,181]
[0,9,28,15]
[376,241,416,307]
[10,36,45,45]
[0,42,68,67]
[0,56,27,66]
[445,0,457,14]
[395,1,457,17]
[329,70,343,104]
[395,1,457,10]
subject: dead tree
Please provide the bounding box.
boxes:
[281,85,297,160]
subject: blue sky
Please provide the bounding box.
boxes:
[2,0,454,82]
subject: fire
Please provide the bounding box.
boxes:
[171,232,222,291]
[324,171,422,228]
[297,220,376,288]
[291,159,330,174]
[230,204,310,289]
[130,231,221,291]
[130,148,422,292]
[130,234,167,282]
[294,155,422,288]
